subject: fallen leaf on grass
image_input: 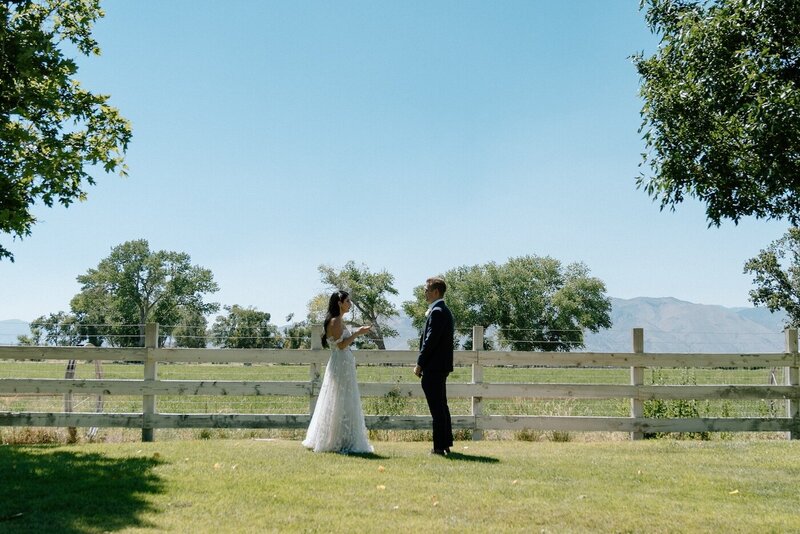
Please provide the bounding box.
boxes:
[213,463,222,469]
[377,465,385,472]
[511,480,519,485]
[376,485,386,491]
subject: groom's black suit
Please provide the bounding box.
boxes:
[417,299,455,452]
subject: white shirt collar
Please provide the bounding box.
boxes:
[425,299,444,317]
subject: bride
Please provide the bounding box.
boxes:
[302,290,374,453]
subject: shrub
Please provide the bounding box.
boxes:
[643,369,710,440]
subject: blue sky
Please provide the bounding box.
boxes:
[0,1,790,324]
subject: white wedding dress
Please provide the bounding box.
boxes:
[302,327,374,453]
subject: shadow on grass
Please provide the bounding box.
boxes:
[345,452,390,460]
[0,445,165,533]
[445,451,500,463]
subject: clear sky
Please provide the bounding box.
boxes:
[0,1,790,324]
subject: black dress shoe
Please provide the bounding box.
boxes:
[430,449,447,456]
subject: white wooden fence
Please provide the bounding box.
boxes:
[1,324,798,442]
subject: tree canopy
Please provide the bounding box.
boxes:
[18,311,84,346]
[634,0,800,226]
[1,0,131,261]
[210,305,280,349]
[744,227,800,327]
[403,256,612,351]
[281,313,312,349]
[70,239,219,346]
[170,307,209,348]
[318,261,399,350]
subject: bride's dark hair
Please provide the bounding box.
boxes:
[321,290,349,348]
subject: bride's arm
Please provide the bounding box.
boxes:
[330,318,371,349]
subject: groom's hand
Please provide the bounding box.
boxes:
[414,365,422,378]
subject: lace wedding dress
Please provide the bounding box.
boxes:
[302,327,373,453]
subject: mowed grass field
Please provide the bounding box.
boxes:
[1,439,799,533]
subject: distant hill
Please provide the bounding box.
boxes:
[0,319,30,345]
[383,297,790,353]
[582,297,788,353]
[383,314,421,350]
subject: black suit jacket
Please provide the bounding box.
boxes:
[417,300,455,373]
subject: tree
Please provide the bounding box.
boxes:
[18,311,84,346]
[491,257,612,351]
[318,261,399,349]
[210,305,280,349]
[306,293,329,326]
[1,0,132,261]
[634,0,800,226]
[170,307,208,348]
[281,313,311,349]
[402,256,612,351]
[744,227,800,327]
[70,239,219,346]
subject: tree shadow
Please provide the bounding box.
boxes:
[0,445,165,533]
[445,451,500,464]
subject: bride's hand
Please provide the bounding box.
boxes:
[357,325,372,336]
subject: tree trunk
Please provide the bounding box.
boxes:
[372,321,386,350]
[138,307,147,348]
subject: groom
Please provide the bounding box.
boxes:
[414,277,455,456]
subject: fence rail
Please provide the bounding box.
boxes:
[1,325,798,441]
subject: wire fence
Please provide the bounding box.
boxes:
[0,322,791,353]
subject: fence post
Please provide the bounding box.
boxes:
[64,357,77,443]
[472,325,484,441]
[631,328,644,441]
[786,328,799,440]
[310,325,323,415]
[142,323,158,442]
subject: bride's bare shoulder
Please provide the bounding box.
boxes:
[327,316,344,338]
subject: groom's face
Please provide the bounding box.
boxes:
[424,284,440,304]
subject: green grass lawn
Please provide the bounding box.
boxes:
[1,439,798,533]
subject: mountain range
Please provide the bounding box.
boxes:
[580,297,788,353]
[1,297,791,353]
[0,319,29,346]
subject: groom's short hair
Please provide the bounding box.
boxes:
[426,277,447,296]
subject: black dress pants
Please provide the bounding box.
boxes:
[421,371,453,451]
